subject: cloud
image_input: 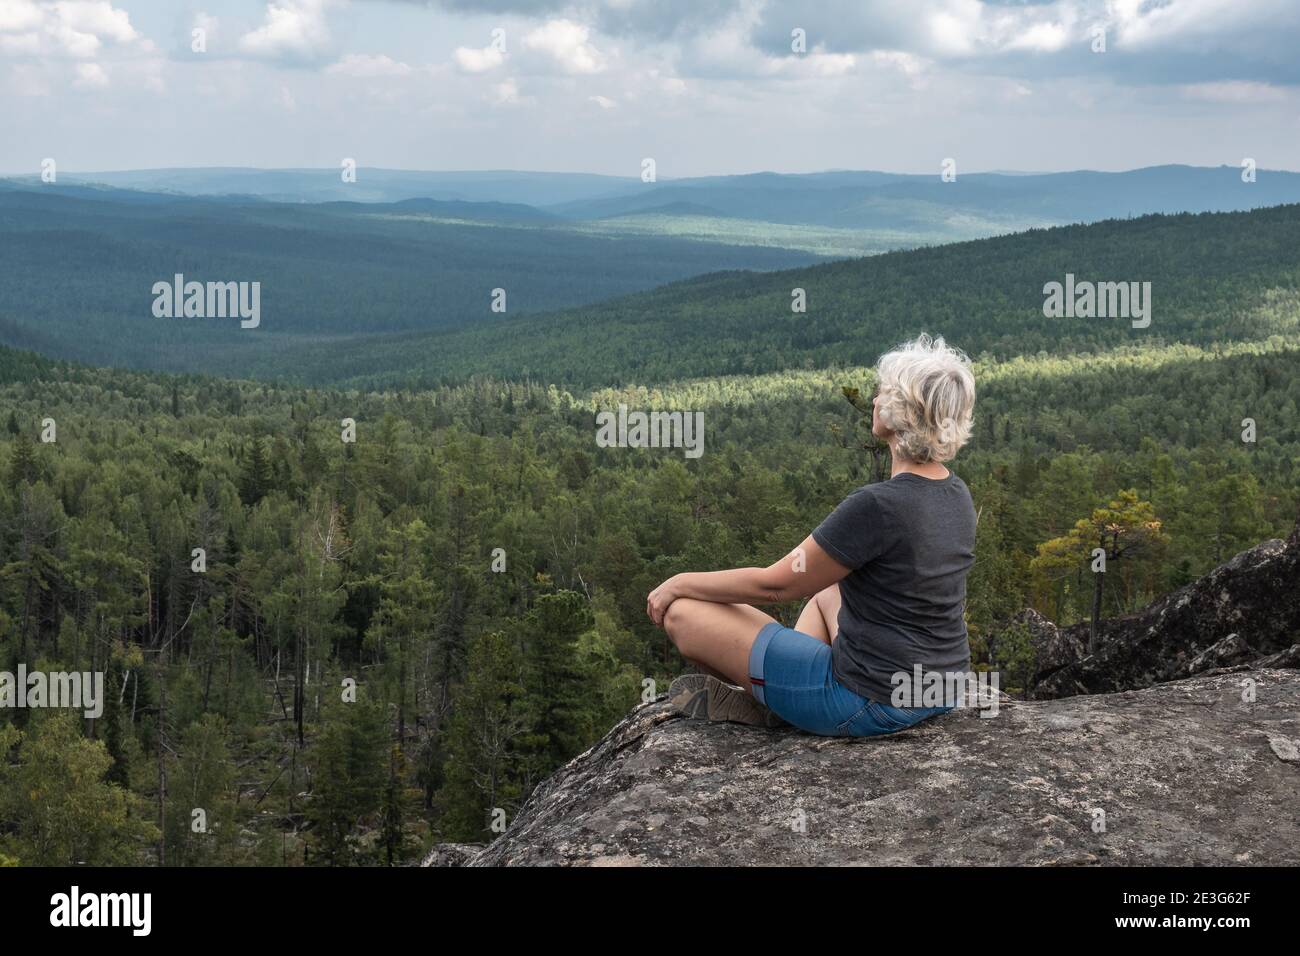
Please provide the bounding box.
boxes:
[453,43,505,73]
[0,0,165,95]
[0,0,143,58]
[491,76,530,105]
[743,0,1300,86]
[0,0,45,33]
[238,0,335,62]
[55,0,138,43]
[327,53,413,77]
[358,1,1300,87]
[589,93,615,108]
[869,50,928,77]
[0,31,40,54]
[1181,80,1289,104]
[521,19,606,74]
[1002,21,1071,54]
[73,60,107,86]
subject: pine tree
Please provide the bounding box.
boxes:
[238,437,273,505]
[437,629,527,841]
[1030,490,1168,653]
[7,433,39,489]
[307,696,387,866]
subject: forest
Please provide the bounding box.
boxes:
[1,294,1296,863]
[0,185,822,378]
[316,203,1300,390]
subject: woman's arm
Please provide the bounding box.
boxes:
[646,535,851,627]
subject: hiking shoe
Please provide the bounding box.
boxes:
[668,673,708,699]
[668,673,710,718]
[702,676,788,728]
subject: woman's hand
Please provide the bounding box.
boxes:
[647,575,683,628]
[644,539,851,628]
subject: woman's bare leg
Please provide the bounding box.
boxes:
[664,598,777,690]
[794,593,830,644]
[793,585,842,646]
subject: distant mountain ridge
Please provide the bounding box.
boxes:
[546,165,1300,230]
[12,164,1298,232]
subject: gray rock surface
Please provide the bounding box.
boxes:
[1023,522,1299,698]
[418,842,483,867]
[1022,607,1085,675]
[426,668,1300,867]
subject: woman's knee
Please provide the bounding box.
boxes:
[663,598,700,644]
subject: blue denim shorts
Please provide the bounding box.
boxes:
[748,622,952,737]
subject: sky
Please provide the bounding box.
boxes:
[1,0,1298,177]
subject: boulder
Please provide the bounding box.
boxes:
[425,668,1300,867]
[1031,536,1298,698]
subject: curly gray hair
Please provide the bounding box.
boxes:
[874,333,975,463]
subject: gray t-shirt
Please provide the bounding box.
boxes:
[811,472,976,706]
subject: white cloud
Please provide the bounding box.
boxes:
[926,7,978,57]
[798,49,856,78]
[589,94,616,109]
[327,53,412,77]
[0,30,40,54]
[869,50,928,77]
[0,0,44,33]
[1181,80,1288,104]
[491,77,531,106]
[1003,21,1070,54]
[522,19,607,74]
[54,1,137,44]
[453,43,505,73]
[0,0,142,58]
[238,0,334,62]
[0,0,164,96]
[73,60,107,86]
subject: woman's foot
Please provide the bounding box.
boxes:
[671,674,786,728]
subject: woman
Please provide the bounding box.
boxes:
[647,333,977,737]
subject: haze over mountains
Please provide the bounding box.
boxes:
[11,163,1300,229]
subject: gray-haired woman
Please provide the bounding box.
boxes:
[647,333,978,736]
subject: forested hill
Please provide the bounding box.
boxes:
[0,186,824,378]
[0,344,60,383]
[326,204,1300,390]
